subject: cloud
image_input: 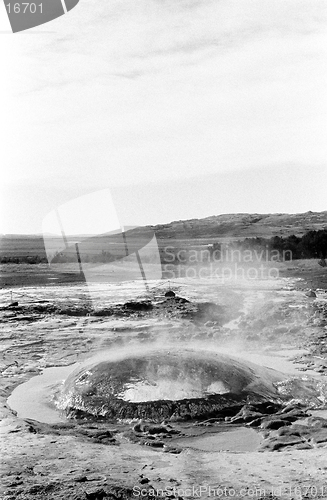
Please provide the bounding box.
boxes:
[2,0,327,216]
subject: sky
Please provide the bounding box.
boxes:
[1,0,327,234]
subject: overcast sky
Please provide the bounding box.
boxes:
[1,0,327,234]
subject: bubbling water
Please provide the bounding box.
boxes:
[119,378,230,403]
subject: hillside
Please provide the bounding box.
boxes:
[146,211,327,241]
[1,211,327,258]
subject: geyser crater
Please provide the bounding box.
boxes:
[57,348,287,422]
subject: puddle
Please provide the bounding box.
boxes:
[7,363,79,424]
[173,427,262,453]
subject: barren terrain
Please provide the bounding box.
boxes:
[1,257,327,499]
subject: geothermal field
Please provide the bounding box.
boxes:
[1,219,327,500]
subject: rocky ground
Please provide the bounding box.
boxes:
[1,261,327,499]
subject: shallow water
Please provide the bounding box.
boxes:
[174,427,262,453]
[7,363,79,424]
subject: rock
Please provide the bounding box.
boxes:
[279,409,308,421]
[78,428,114,439]
[306,417,327,428]
[247,417,263,427]
[230,407,263,424]
[163,445,182,454]
[261,436,304,451]
[306,290,317,298]
[277,427,301,437]
[310,429,327,444]
[95,437,116,444]
[147,425,170,435]
[259,402,283,414]
[124,301,153,311]
[75,475,88,482]
[259,415,327,451]
[7,301,19,308]
[133,422,143,433]
[280,402,306,413]
[134,423,170,435]
[85,487,107,500]
[289,423,311,434]
[144,440,164,448]
[293,443,313,450]
[261,419,290,430]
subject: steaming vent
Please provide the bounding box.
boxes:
[57,349,286,422]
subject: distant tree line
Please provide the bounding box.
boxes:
[234,229,327,260]
[159,229,327,264]
[0,255,48,264]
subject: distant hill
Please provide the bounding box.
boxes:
[1,211,327,257]
[144,211,327,241]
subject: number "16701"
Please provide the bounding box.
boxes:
[6,3,43,14]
